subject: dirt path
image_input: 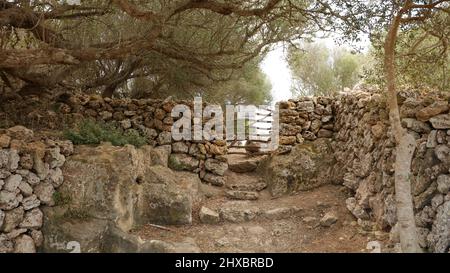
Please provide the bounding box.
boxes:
[134,154,389,253]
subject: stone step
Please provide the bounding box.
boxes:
[226,182,267,192]
[226,154,267,173]
[225,190,259,200]
[199,203,304,224]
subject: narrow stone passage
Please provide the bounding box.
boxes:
[134,153,389,253]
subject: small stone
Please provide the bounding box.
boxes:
[431,194,444,209]
[3,174,22,192]
[416,101,449,121]
[0,135,11,148]
[279,136,297,145]
[402,118,431,133]
[46,168,64,188]
[56,140,74,156]
[427,130,438,148]
[205,159,228,176]
[6,126,34,142]
[120,119,132,129]
[263,207,292,220]
[168,154,199,171]
[203,173,225,187]
[303,216,317,225]
[437,175,450,194]
[1,207,24,232]
[30,230,43,247]
[320,212,338,227]
[6,228,27,239]
[317,129,333,138]
[0,234,13,253]
[33,182,55,206]
[0,191,19,210]
[14,235,36,253]
[430,114,450,129]
[19,154,33,170]
[225,190,259,200]
[24,172,40,186]
[45,147,65,169]
[371,123,385,139]
[18,182,33,197]
[435,145,450,164]
[199,206,220,224]
[21,195,40,210]
[100,111,113,120]
[157,131,172,145]
[19,208,43,229]
[297,101,315,112]
[172,142,189,154]
[7,150,20,171]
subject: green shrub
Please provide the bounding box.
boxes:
[64,119,148,147]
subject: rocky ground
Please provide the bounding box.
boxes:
[133,153,389,253]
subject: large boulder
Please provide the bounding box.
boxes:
[42,144,201,253]
[136,165,201,226]
[257,139,336,197]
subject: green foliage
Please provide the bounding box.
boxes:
[364,26,450,91]
[64,119,147,147]
[287,42,366,96]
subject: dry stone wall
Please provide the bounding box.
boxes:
[1,89,449,253]
[278,89,449,252]
[0,126,73,253]
[56,94,229,187]
[330,90,450,253]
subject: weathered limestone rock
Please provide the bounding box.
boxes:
[427,201,450,253]
[430,114,450,129]
[34,183,55,206]
[402,118,431,133]
[51,144,154,231]
[437,175,450,194]
[258,139,335,197]
[225,190,259,200]
[18,181,33,197]
[0,191,19,210]
[21,195,40,210]
[1,207,24,233]
[150,145,171,167]
[0,234,13,253]
[19,208,43,229]
[263,207,293,220]
[203,173,225,187]
[137,165,200,225]
[320,212,338,227]
[435,145,450,164]
[219,201,260,223]
[205,158,228,176]
[199,206,220,224]
[172,142,189,154]
[14,234,36,253]
[169,154,199,172]
[0,135,11,148]
[6,126,34,142]
[416,101,449,122]
[3,174,22,192]
[157,131,172,145]
[227,157,262,173]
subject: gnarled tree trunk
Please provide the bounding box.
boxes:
[384,6,421,253]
